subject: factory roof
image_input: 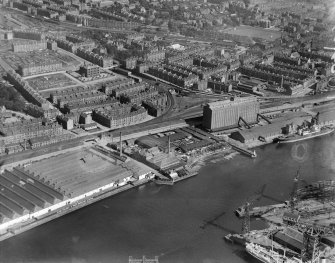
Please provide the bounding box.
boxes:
[319,109,335,123]
[232,112,310,141]
[274,230,304,252]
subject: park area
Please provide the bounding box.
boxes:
[221,25,282,41]
[26,73,78,91]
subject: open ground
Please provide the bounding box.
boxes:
[221,25,282,41]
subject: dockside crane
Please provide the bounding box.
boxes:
[290,168,301,212]
[238,194,262,234]
[311,112,320,126]
[241,202,251,234]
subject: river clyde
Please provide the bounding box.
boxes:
[0,135,335,263]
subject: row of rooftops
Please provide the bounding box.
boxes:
[0,119,62,136]
[57,91,107,104]
[166,63,228,75]
[273,61,315,74]
[112,82,149,93]
[7,71,48,107]
[65,97,118,110]
[142,94,167,109]
[95,103,132,114]
[91,8,127,22]
[0,118,43,128]
[166,45,208,57]
[102,77,134,89]
[206,97,258,109]
[240,66,310,85]
[275,52,333,65]
[76,47,112,61]
[149,66,199,81]
[13,29,45,37]
[122,89,159,101]
[254,64,311,80]
[51,85,97,97]
[94,105,146,120]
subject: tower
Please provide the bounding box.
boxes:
[290,168,300,212]
[302,231,320,263]
[168,135,171,156]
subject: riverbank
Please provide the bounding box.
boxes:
[1,133,334,263]
[0,176,153,242]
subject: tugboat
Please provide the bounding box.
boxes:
[275,113,334,144]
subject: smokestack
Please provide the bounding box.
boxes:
[119,132,122,157]
[281,75,283,89]
[168,135,170,156]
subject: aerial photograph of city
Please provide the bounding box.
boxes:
[0,0,334,262]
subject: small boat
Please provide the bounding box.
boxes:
[154,170,197,185]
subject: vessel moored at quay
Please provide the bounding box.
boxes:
[246,242,303,263]
[275,126,334,144]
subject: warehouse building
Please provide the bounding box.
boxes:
[230,112,310,144]
[203,97,260,131]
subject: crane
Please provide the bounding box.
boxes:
[290,168,301,212]
[311,112,320,126]
[241,201,251,234]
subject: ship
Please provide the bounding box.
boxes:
[246,242,302,263]
[276,126,334,144]
[274,112,334,144]
[154,169,197,185]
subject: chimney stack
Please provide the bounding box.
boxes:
[119,132,122,157]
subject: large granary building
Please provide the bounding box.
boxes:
[202,97,260,131]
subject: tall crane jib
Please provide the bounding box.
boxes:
[242,202,250,234]
[290,168,301,212]
[311,112,320,126]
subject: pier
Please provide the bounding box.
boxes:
[227,139,257,158]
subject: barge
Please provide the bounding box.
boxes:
[154,170,197,185]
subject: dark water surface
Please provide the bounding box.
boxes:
[1,135,335,263]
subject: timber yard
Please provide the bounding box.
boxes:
[0,0,335,262]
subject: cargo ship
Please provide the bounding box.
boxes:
[276,126,334,144]
[246,242,302,263]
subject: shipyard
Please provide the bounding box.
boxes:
[0,0,335,262]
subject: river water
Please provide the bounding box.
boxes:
[1,134,335,263]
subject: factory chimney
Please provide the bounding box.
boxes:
[119,132,122,157]
[281,75,284,90]
[168,136,171,156]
